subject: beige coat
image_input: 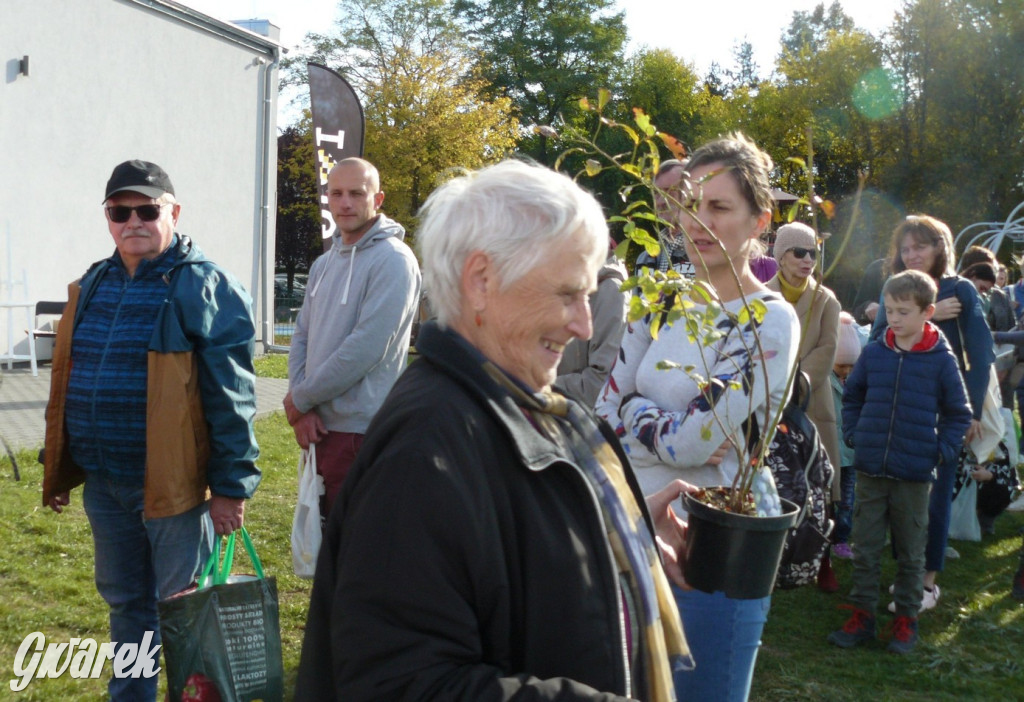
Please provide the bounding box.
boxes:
[767,275,842,500]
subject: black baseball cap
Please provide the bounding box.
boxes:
[103,160,175,202]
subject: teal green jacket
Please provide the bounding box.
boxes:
[44,236,260,518]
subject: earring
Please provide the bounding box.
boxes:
[474,311,482,327]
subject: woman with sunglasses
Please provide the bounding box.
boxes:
[766,222,842,590]
[869,214,995,613]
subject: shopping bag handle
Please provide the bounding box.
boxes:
[199,526,266,588]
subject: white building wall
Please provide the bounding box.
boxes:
[0,0,279,361]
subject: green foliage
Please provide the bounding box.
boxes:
[877,0,1024,226]
[254,353,289,379]
[283,0,519,235]
[455,0,628,164]
[780,0,856,56]
[274,0,1024,305]
[615,48,705,149]
[276,117,322,275]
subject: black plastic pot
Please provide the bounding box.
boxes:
[681,491,799,600]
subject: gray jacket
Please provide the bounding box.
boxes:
[288,215,421,433]
[554,257,627,407]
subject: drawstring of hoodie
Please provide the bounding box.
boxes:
[308,242,358,305]
[341,245,356,305]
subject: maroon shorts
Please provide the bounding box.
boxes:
[314,431,365,517]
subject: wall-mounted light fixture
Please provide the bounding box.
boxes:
[18,56,29,77]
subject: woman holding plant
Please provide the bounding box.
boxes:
[597,133,799,702]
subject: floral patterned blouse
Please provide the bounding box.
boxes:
[596,289,800,509]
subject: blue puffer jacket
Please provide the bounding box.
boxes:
[871,275,993,421]
[843,322,972,482]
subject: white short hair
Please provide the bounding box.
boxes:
[417,160,608,326]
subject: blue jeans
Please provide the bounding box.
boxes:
[84,475,213,701]
[672,586,770,702]
[834,466,856,544]
[925,457,957,573]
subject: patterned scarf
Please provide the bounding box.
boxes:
[486,365,692,702]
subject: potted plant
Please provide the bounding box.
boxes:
[547,90,862,599]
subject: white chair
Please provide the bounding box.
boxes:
[28,301,65,377]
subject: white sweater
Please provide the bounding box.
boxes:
[597,290,799,497]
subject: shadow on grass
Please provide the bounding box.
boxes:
[753,512,1024,701]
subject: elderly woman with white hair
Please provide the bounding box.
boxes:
[296,160,692,701]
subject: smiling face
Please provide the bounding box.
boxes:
[681,162,768,281]
[780,247,816,283]
[106,192,179,276]
[472,229,599,392]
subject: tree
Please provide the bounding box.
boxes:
[285,0,519,233]
[276,119,321,282]
[879,0,1024,228]
[725,40,760,93]
[455,0,628,164]
[780,0,856,58]
[617,48,705,149]
[704,62,728,98]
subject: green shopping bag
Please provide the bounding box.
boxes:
[158,527,284,702]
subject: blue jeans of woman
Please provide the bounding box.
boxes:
[925,456,957,572]
[833,465,856,543]
[672,585,770,702]
[84,475,213,701]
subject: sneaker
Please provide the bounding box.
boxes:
[818,558,839,593]
[832,542,853,559]
[887,585,939,614]
[828,607,876,648]
[886,615,918,654]
[1013,566,1024,601]
[945,546,960,559]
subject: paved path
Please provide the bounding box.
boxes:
[0,364,288,454]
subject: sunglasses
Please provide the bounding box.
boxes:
[788,247,817,260]
[105,203,168,223]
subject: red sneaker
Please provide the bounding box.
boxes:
[828,606,876,648]
[886,615,918,654]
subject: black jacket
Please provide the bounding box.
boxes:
[295,322,651,701]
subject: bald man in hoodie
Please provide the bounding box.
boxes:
[285,158,421,513]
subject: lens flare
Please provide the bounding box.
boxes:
[852,68,903,121]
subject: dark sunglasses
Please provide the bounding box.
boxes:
[788,247,817,260]
[105,203,168,223]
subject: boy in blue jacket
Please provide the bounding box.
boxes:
[828,270,972,654]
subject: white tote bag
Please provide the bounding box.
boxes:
[291,448,324,578]
[967,367,1004,462]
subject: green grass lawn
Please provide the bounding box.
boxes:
[2,357,1022,699]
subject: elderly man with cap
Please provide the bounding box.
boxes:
[42,160,261,700]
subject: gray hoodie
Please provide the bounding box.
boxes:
[288,214,421,433]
